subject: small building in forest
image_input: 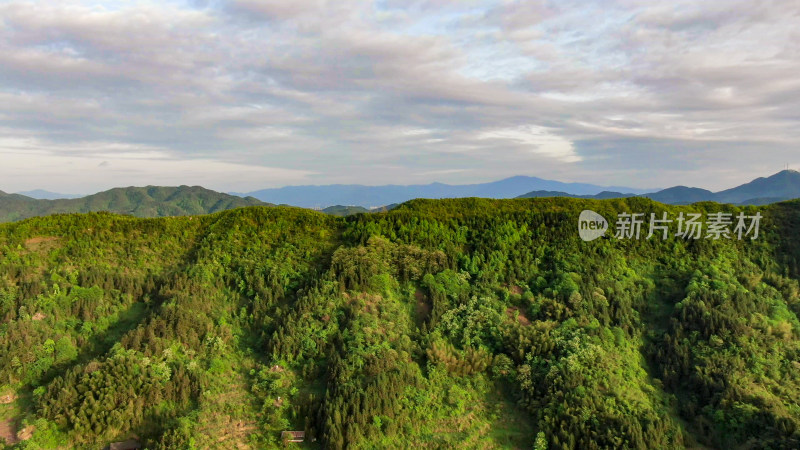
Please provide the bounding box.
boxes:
[281,431,305,443]
[106,440,142,450]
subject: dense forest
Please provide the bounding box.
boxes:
[1,197,799,449]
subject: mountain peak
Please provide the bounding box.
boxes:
[771,169,800,178]
[713,169,800,204]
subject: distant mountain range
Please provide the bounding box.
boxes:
[237,170,800,208]
[517,170,800,206]
[15,189,82,200]
[0,186,269,222]
[4,170,799,222]
[233,176,654,208]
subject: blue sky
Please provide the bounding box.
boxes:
[1,0,799,194]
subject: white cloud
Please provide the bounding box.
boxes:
[477,126,581,163]
[0,0,798,192]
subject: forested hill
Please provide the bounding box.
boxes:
[0,186,270,222]
[1,198,799,448]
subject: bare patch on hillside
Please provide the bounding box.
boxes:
[0,392,17,404]
[0,418,18,445]
[24,236,61,253]
[506,307,531,326]
[17,425,34,441]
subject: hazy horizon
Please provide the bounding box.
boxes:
[10,168,800,200]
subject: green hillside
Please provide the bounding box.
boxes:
[320,205,371,216]
[1,198,799,448]
[0,186,270,223]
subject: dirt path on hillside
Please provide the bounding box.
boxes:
[0,418,19,445]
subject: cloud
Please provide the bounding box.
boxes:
[0,0,798,193]
[476,126,581,163]
[0,136,314,194]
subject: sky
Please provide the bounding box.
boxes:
[1,0,799,194]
